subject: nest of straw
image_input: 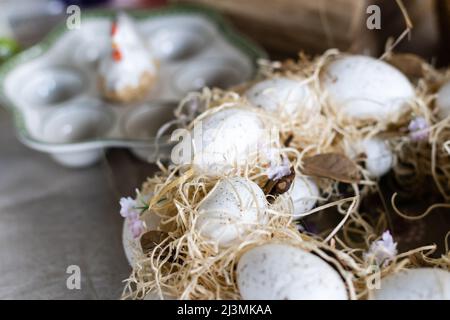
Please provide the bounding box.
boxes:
[121,49,450,300]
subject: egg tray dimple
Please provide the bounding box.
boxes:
[0,4,266,167]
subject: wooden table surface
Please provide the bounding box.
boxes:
[0,106,154,299]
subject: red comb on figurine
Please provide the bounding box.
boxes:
[112,48,122,61]
[111,22,118,36]
[111,22,121,61]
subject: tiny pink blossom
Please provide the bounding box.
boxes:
[266,156,291,180]
[408,117,429,141]
[120,197,137,218]
[128,210,139,221]
[130,218,144,239]
[364,230,398,266]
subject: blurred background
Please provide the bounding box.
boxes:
[2,0,448,62]
[0,0,448,299]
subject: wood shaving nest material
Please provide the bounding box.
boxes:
[121,50,450,300]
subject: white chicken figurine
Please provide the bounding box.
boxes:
[98,13,157,103]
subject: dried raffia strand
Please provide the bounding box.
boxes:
[443,140,450,155]
[121,156,374,300]
[394,116,450,201]
[391,193,450,221]
[380,0,413,61]
[121,46,450,300]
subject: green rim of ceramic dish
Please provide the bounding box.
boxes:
[0,3,267,151]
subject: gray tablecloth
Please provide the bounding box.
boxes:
[0,106,157,299]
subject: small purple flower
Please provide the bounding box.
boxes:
[364,230,398,266]
[130,218,144,239]
[408,117,429,141]
[120,197,137,218]
[266,156,291,180]
[120,197,144,239]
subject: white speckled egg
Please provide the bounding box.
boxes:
[245,77,318,115]
[372,268,450,300]
[192,107,271,176]
[436,81,450,119]
[288,176,319,218]
[362,138,394,178]
[237,243,348,300]
[196,177,267,247]
[321,55,414,122]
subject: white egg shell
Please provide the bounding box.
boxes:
[196,177,267,247]
[237,243,348,300]
[362,138,394,178]
[192,107,270,175]
[372,268,450,300]
[436,81,450,119]
[245,77,318,115]
[122,212,160,266]
[288,176,319,218]
[321,55,414,122]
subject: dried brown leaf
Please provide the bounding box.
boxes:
[264,168,295,201]
[302,153,360,183]
[140,231,169,254]
[386,53,429,82]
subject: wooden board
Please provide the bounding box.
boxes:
[175,0,440,61]
[174,0,380,57]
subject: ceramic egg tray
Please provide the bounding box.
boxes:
[0,5,265,167]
